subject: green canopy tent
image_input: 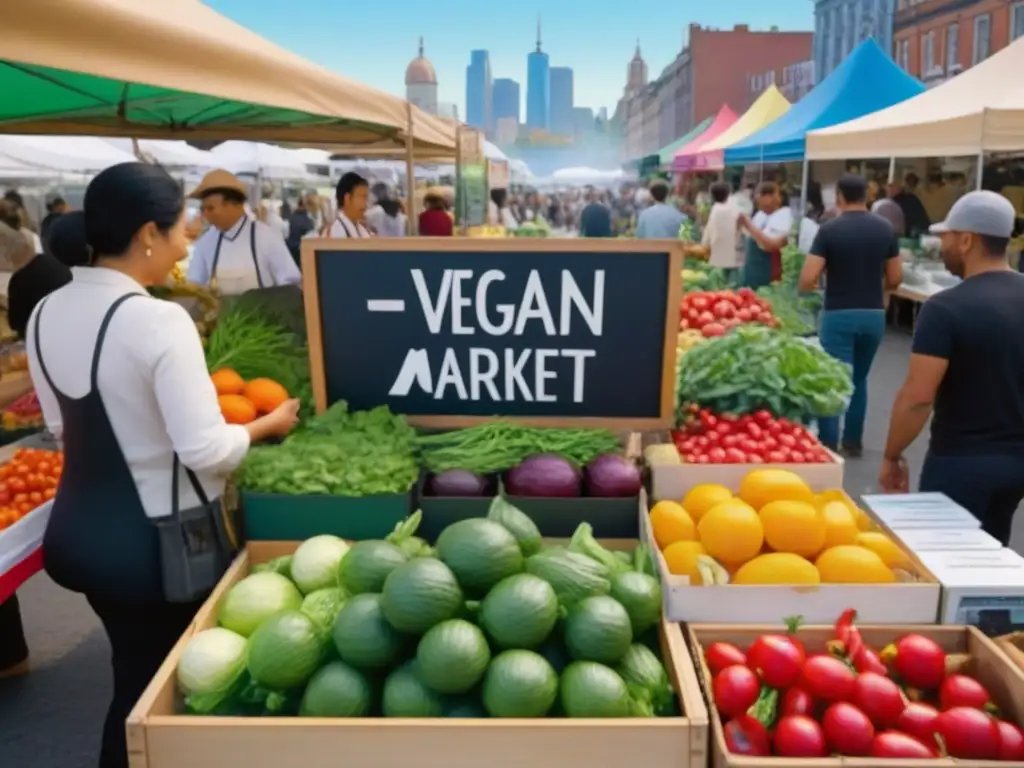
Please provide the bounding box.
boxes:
[1,0,456,153]
[657,116,714,170]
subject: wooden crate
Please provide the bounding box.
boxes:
[127,541,709,768]
[688,623,1024,768]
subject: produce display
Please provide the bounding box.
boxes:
[236,401,419,497]
[679,289,777,338]
[2,391,43,432]
[650,468,916,586]
[0,447,62,529]
[671,408,834,465]
[755,283,821,337]
[676,325,853,422]
[705,611,1024,760]
[509,220,550,238]
[175,501,677,719]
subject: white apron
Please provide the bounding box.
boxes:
[210,218,264,296]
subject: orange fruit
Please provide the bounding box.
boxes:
[738,468,814,510]
[218,394,257,424]
[244,378,289,413]
[681,483,733,523]
[649,500,696,550]
[211,368,245,396]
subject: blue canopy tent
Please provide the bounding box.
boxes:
[724,39,924,166]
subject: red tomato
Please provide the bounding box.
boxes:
[757,311,773,324]
[724,448,747,464]
[890,634,947,690]
[704,642,747,676]
[998,720,1024,760]
[869,731,937,758]
[854,647,888,676]
[773,715,828,758]
[935,707,1002,759]
[691,295,709,311]
[939,674,993,711]
[746,634,806,689]
[697,310,715,326]
[790,451,805,463]
[780,687,815,717]
[713,665,761,718]
[800,655,856,702]
[722,715,770,756]
[822,702,875,756]
[851,672,905,728]
[701,322,726,338]
[766,450,785,463]
[736,308,752,322]
[746,453,764,463]
[708,447,727,463]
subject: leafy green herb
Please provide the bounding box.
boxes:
[756,283,822,336]
[236,402,418,497]
[675,325,852,422]
[417,422,622,475]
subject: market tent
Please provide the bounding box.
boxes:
[2,0,455,152]
[0,135,137,173]
[657,117,715,169]
[104,139,215,169]
[210,141,317,180]
[725,39,924,165]
[550,167,626,184]
[808,37,1024,158]
[696,87,791,170]
[672,106,739,172]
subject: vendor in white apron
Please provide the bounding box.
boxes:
[187,170,300,294]
[326,172,373,237]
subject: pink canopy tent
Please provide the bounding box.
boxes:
[671,105,738,172]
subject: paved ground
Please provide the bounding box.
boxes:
[1,329,1022,767]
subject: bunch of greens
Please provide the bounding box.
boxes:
[683,263,728,293]
[417,422,622,475]
[237,402,419,497]
[677,219,700,244]
[780,244,807,287]
[675,325,852,422]
[756,283,822,336]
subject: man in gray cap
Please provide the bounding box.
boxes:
[879,190,1024,545]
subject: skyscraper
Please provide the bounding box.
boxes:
[492,78,520,123]
[526,16,550,131]
[548,67,574,136]
[465,50,492,132]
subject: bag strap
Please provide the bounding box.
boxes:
[171,454,212,512]
[249,221,265,288]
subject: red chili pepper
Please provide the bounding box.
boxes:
[836,609,864,662]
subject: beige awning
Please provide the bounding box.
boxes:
[1,0,455,153]
[807,37,1024,160]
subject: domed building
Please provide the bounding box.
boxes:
[405,38,438,115]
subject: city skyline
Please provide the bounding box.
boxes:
[203,0,814,117]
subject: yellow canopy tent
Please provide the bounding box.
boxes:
[692,86,791,170]
[0,0,455,153]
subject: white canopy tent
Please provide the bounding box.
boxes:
[484,141,508,161]
[104,138,216,169]
[807,37,1024,159]
[0,135,137,173]
[209,140,316,180]
[550,166,627,183]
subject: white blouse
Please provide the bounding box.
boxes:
[329,214,372,238]
[26,267,251,518]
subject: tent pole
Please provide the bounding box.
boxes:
[887,157,896,183]
[405,102,417,235]
[975,107,986,191]
[799,158,810,216]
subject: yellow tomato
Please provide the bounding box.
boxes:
[681,483,733,523]
[759,500,827,558]
[733,553,821,585]
[739,468,814,510]
[815,545,896,584]
[821,501,861,548]
[697,499,764,566]
[649,501,696,550]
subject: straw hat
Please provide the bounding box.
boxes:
[188,169,248,200]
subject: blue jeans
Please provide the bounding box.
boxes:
[817,309,885,449]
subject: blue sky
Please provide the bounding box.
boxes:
[206,1,813,116]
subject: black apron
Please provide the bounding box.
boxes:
[34,294,211,604]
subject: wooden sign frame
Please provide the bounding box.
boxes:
[300,237,683,430]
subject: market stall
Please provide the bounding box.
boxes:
[691,85,791,171]
[656,117,714,171]
[671,106,739,173]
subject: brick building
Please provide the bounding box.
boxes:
[893,0,1024,85]
[621,24,812,160]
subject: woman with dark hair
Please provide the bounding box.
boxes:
[740,181,793,288]
[419,192,453,236]
[26,163,300,768]
[366,184,407,237]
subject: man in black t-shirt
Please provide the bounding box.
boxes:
[880,190,1024,545]
[801,175,903,455]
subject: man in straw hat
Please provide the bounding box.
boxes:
[187,169,300,295]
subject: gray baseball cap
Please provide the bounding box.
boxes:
[929,190,1015,237]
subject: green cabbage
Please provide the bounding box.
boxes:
[217,572,303,637]
[290,535,350,594]
[176,628,248,713]
[301,587,347,629]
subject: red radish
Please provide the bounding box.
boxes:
[938,673,994,711]
[997,720,1024,760]
[935,706,1002,759]
[897,702,941,744]
[870,730,937,758]
[822,702,875,756]
[851,671,906,728]
[722,714,770,756]
[704,642,746,676]
[713,665,760,718]
[780,687,815,717]
[773,715,828,757]
[746,633,805,688]
[884,634,946,690]
[800,654,856,702]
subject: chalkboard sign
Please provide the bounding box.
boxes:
[301,238,682,429]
